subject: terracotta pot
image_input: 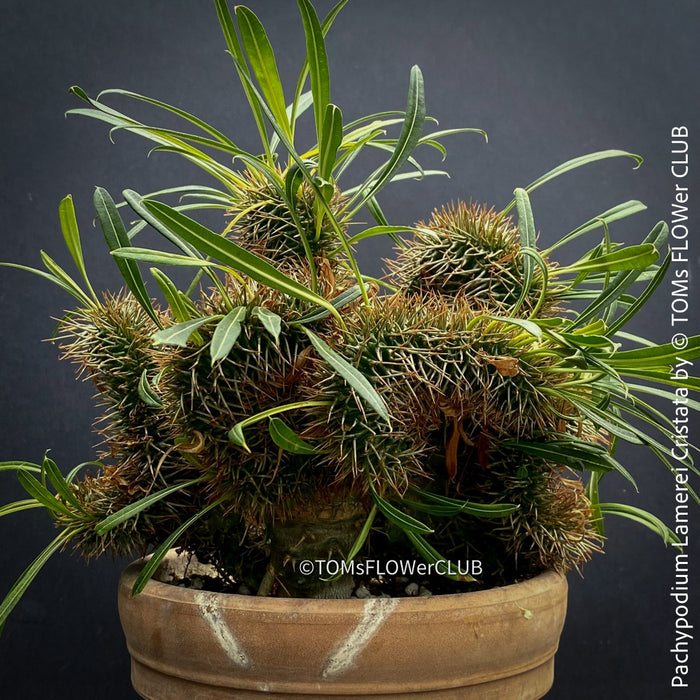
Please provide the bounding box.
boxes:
[118,553,568,699]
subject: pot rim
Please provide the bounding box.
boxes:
[120,553,566,614]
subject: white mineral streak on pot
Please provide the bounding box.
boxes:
[323,597,398,679]
[193,591,252,669]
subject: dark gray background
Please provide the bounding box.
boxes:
[1,1,698,698]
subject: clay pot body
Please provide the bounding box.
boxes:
[118,553,567,699]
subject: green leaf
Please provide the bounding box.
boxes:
[599,503,679,545]
[294,284,367,324]
[42,456,84,512]
[404,531,475,582]
[606,253,671,336]
[297,0,330,148]
[486,315,543,340]
[268,417,316,454]
[39,251,94,308]
[344,505,376,564]
[586,472,604,537]
[504,438,636,487]
[344,225,415,247]
[302,327,390,423]
[235,6,291,138]
[614,367,700,392]
[252,307,282,343]
[123,190,204,257]
[291,0,348,127]
[131,500,223,596]
[410,489,518,518]
[141,199,341,321]
[152,317,214,347]
[228,400,329,452]
[0,500,45,518]
[512,187,536,314]
[137,369,163,408]
[95,478,202,535]
[544,200,647,255]
[93,187,161,326]
[96,90,237,149]
[558,392,643,446]
[568,222,668,329]
[319,103,343,180]
[561,244,658,275]
[213,0,271,157]
[210,306,246,364]
[502,150,643,214]
[353,65,426,209]
[608,336,700,367]
[0,262,93,305]
[372,491,433,534]
[0,529,74,630]
[17,471,73,517]
[112,247,215,268]
[58,195,96,303]
[0,461,41,474]
[150,268,192,323]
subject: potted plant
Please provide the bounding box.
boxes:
[1,1,697,698]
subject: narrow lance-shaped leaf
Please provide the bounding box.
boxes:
[608,336,700,367]
[319,103,343,181]
[131,500,224,596]
[352,65,426,211]
[42,456,84,512]
[0,529,74,630]
[58,195,97,303]
[229,400,330,451]
[558,244,659,275]
[0,262,90,306]
[568,222,668,330]
[235,6,291,139]
[152,317,215,347]
[210,306,246,364]
[544,200,647,255]
[599,503,679,545]
[294,283,368,324]
[39,251,95,309]
[291,0,348,127]
[302,327,390,423]
[502,150,643,214]
[297,0,330,149]
[371,490,433,534]
[404,531,476,582]
[17,471,73,517]
[97,89,238,149]
[95,478,203,536]
[268,417,316,455]
[93,187,161,326]
[113,247,217,268]
[213,0,271,157]
[512,187,536,314]
[150,268,192,323]
[252,307,282,343]
[411,489,518,518]
[141,199,342,322]
[138,369,163,408]
[606,253,671,336]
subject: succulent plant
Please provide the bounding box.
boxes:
[1,0,698,628]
